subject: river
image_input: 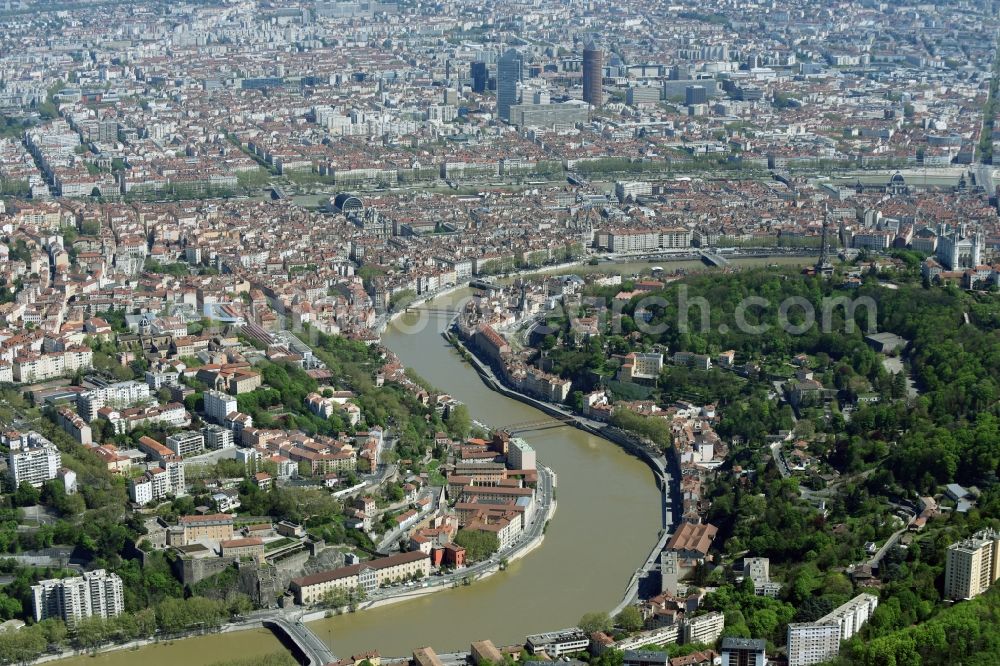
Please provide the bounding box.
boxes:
[51,629,287,666]
[52,255,812,665]
[305,287,662,656]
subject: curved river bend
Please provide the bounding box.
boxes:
[307,288,661,655]
[55,256,809,665]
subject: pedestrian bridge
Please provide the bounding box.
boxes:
[263,617,337,666]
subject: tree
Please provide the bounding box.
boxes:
[615,606,644,633]
[445,404,471,439]
[578,611,612,635]
[453,529,499,562]
[13,481,40,507]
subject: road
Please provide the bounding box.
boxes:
[374,487,442,553]
[770,442,792,478]
[868,518,914,568]
[259,614,337,666]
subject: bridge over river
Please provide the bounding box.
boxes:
[263,616,337,666]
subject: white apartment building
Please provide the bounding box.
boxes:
[202,424,235,450]
[166,431,205,457]
[129,460,186,504]
[12,348,93,383]
[8,432,61,488]
[787,622,841,666]
[526,629,590,658]
[944,528,1000,600]
[204,389,237,425]
[661,228,693,249]
[508,437,536,470]
[129,475,154,505]
[682,611,725,645]
[32,570,124,624]
[606,229,661,253]
[78,380,152,422]
[787,593,879,666]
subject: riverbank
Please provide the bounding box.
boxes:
[37,622,278,666]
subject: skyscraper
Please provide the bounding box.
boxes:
[582,42,603,107]
[497,49,523,121]
[471,61,488,93]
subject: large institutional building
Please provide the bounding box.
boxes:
[935,230,983,270]
[944,528,1000,600]
[32,570,124,624]
[290,551,431,604]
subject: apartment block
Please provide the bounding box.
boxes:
[32,570,124,625]
[508,437,536,471]
[526,629,590,657]
[204,389,237,425]
[202,424,235,449]
[944,528,1000,600]
[786,622,841,666]
[78,380,151,422]
[7,432,61,488]
[787,594,878,666]
[721,638,766,666]
[166,430,205,457]
[56,407,92,445]
[682,611,725,645]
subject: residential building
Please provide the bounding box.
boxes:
[204,389,237,425]
[624,652,669,666]
[944,528,1000,600]
[8,432,61,488]
[166,430,205,457]
[414,647,445,666]
[129,458,184,504]
[471,640,503,666]
[787,594,878,666]
[720,638,766,666]
[78,381,151,422]
[508,437,536,470]
[526,629,590,657]
[202,424,235,449]
[786,623,841,666]
[56,407,92,444]
[31,570,124,625]
[682,612,725,645]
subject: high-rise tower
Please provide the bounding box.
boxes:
[497,49,523,122]
[583,42,603,107]
[816,211,834,278]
